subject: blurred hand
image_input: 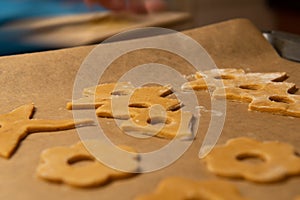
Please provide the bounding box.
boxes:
[84,0,166,13]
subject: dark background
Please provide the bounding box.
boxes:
[180,0,300,34]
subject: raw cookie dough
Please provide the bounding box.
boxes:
[135,177,249,200]
[0,104,93,158]
[37,140,139,188]
[68,83,194,139]
[121,107,193,139]
[205,137,300,183]
[182,68,300,117]
[66,82,135,110]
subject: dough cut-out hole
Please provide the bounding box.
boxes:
[295,152,300,157]
[239,84,262,90]
[287,86,298,94]
[67,155,95,167]
[111,91,129,96]
[271,74,288,82]
[147,117,171,125]
[184,197,202,200]
[129,103,149,108]
[170,106,181,112]
[214,75,235,80]
[160,89,173,97]
[269,96,294,104]
[236,153,265,164]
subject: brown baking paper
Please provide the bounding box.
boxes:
[0,18,299,200]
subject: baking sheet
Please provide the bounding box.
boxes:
[0,18,299,200]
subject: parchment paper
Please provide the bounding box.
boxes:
[0,18,299,200]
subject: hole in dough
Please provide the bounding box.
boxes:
[129,103,149,108]
[183,197,203,200]
[269,96,294,104]
[287,85,298,94]
[236,153,266,164]
[147,117,171,125]
[111,91,130,96]
[159,89,173,98]
[239,84,262,90]
[271,74,288,82]
[214,75,235,80]
[67,155,95,167]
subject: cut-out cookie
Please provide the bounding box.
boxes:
[37,140,138,187]
[69,83,193,139]
[135,177,249,200]
[205,137,300,183]
[182,68,300,117]
[0,104,93,159]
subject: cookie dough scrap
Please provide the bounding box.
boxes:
[96,86,193,139]
[0,104,93,159]
[135,177,249,200]
[182,68,300,117]
[98,85,192,139]
[37,140,139,188]
[69,83,194,139]
[66,82,135,110]
[68,83,181,117]
[205,137,300,183]
[95,84,181,118]
[121,107,194,139]
[127,85,181,111]
[97,90,193,139]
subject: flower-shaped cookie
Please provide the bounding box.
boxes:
[205,137,300,183]
[135,177,249,200]
[37,140,139,187]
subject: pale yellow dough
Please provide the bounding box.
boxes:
[135,177,249,200]
[68,83,194,139]
[205,137,300,183]
[0,104,93,158]
[183,68,300,117]
[37,140,139,187]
